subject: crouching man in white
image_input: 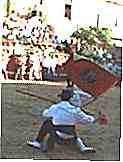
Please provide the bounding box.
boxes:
[27,89,98,153]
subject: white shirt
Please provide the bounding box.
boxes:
[43,101,95,125]
[42,57,51,69]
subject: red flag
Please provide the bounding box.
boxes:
[62,57,120,97]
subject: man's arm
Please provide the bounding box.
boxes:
[74,107,95,124]
[75,108,106,125]
[42,104,56,118]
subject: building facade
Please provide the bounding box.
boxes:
[1,0,123,40]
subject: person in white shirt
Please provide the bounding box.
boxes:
[42,55,52,80]
[27,88,100,153]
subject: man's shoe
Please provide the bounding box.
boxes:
[76,137,96,153]
[80,146,96,153]
[27,139,48,152]
[27,139,41,149]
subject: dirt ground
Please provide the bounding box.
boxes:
[1,83,121,160]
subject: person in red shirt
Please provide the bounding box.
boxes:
[6,54,18,79]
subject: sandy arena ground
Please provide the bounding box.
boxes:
[1,82,121,160]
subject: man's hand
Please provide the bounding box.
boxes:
[95,113,109,125]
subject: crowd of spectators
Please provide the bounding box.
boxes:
[1,9,121,80]
[1,9,71,80]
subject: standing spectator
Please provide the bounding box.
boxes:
[6,54,18,79]
[15,55,23,80]
[21,55,28,80]
[24,55,33,80]
[31,53,42,80]
[42,55,52,80]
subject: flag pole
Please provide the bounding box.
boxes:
[96,14,100,28]
[16,88,103,117]
[81,96,97,108]
[16,88,98,110]
[6,0,10,16]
